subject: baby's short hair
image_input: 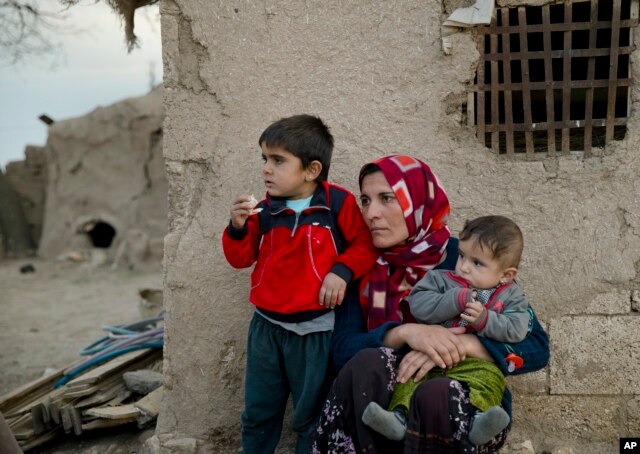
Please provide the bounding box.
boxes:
[459,215,523,268]
[259,114,334,182]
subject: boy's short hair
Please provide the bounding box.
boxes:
[459,215,523,268]
[259,114,334,182]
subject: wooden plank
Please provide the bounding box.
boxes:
[17,428,60,451]
[0,361,77,414]
[470,77,628,91]
[74,386,129,410]
[483,44,636,61]
[14,428,35,441]
[542,4,557,155]
[628,0,638,121]
[477,35,487,145]
[70,406,83,436]
[63,349,160,401]
[482,116,628,132]
[134,386,163,418]
[5,390,55,419]
[85,404,140,420]
[561,1,572,153]
[518,7,534,154]
[501,8,515,154]
[60,406,73,433]
[467,91,476,130]
[81,416,137,431]
[606,0,622,142]
[30,403,49,435]
[490,31,500,152]
[7,412,33,438]
[66,349,156,387]
[104,390,133,408]
[584,0,600,155]
[45,387,69,425]
[481,17,637,34]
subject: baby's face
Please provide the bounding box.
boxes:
[455,236,506,289]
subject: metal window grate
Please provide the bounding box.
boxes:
[470,0,638,157]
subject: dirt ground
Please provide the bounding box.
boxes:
[0,257,163,453]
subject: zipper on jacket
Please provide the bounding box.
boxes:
[291,212,301,237]
[290,205,331,237]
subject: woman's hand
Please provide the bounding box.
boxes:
[397,351,436,384]
[383,324,467,369]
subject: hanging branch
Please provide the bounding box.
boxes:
[61,0,159,51]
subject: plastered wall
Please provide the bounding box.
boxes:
[156,1,640,452]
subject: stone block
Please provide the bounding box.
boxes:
[549,316,640,394]
[567,290,631,315]
[628,396,640,435]
[500,439,535,454]
[511,395,624,454]
[632,290,640,312]
[507,369,548,395]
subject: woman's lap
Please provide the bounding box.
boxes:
[312,347,508,454]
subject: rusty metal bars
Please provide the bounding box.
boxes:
[473,0,637,156]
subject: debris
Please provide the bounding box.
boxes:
[19,264,35,274]
[1,316,164,451]
[123,370,163,395]
[138,288,163,319]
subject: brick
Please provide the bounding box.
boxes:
[550,316,640,394]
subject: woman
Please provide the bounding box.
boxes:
[312,155,550,453]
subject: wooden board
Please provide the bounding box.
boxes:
[85,404,140,420]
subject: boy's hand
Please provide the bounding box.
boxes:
[230,194,257,229]
[319,272,347,308]
[460,299,485,326]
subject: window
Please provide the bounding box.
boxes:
[470,0,638,156]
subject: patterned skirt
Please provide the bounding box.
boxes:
[311,347,508,454]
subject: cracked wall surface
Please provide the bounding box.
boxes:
[158,1,640,452]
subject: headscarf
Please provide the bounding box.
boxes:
[362,155,451,330]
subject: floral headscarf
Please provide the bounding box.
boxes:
[362,155,451,330]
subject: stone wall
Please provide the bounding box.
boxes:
[4,145,47,248]
[156,1,640,452]
[0,170,34,259]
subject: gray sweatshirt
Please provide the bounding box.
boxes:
[407,269,530,343]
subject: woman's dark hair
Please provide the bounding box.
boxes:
[358,163,382,189]
[259,114,334,182]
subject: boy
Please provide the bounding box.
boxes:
[222,114,377,454]
[362,215,532,446]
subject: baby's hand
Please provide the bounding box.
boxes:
[319,272,347,308]
[230,194,258,229]
[460,299,485,326]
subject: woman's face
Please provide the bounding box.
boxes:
[360,171,410,249]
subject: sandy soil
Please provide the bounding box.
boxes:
[0,258,163,453]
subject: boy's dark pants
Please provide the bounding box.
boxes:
[242,313,331,454]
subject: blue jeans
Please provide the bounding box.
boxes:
[242,313,331,454]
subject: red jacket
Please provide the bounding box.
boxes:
[222,182,377,322]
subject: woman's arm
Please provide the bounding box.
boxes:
[382,323,466,369]
[331,281,400,371]
[332,282,467,371]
